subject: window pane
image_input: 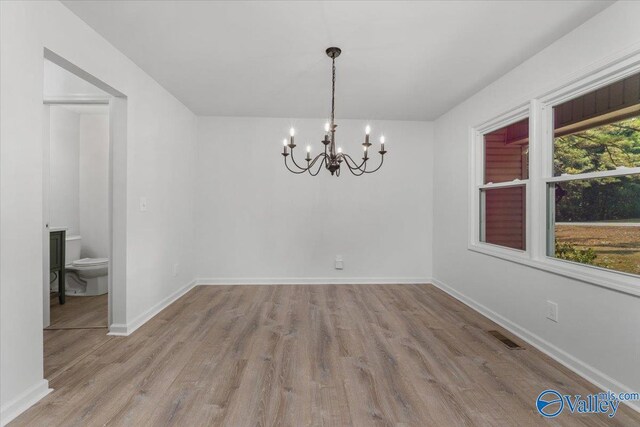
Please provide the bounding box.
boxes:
[554,116,640,176]
[484,118,529,184]
[481,185,526,250]
[553,73,640,176]
[548,174,640,276]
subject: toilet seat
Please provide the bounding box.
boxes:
[72,257,108,267]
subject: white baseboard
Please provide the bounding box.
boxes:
[430,278,640,414]
[107,323,129,336]
[196,277,431,286]
[0,380,51,426]
[108,279,196,336]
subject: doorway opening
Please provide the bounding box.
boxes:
[41,49,127,380]
[45,102,110,330]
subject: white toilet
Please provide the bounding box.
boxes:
[65,235,109,296]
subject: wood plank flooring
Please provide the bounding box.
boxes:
[44,293,110,382]
[47,293,108,329]
[43,328,113,381]
[12,285,640,426]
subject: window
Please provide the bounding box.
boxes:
[479,118,529,250]
[549,175,640,275]
[548,73,640,276]
[470,62,640,292]
[481,185,526,250]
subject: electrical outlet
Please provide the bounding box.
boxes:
[334,255,344,270]
[140,197,148,212]
[173,263,179,277]
[546,300,558,322]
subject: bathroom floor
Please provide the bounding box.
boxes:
[44,293,110,381]
[47,293,108,329]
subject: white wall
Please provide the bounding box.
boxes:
[433,0,640,400]
[44,58,107,99]
[0,1,197,423]
[49,106,80,235]
[1,2,48,422]
[195,117,433,283]
[48,107,110,252]
[79,112,109,258]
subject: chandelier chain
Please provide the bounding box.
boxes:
[331,57,336,126]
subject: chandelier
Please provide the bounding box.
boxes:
[281,47,387,176]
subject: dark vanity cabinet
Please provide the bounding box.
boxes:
[50,229,66,304]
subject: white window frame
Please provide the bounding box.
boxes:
[469,104,531,261]
[469,51,640,298]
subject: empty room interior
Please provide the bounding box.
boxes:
[2,1,640,425]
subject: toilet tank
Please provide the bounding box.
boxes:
[65,235,82,265]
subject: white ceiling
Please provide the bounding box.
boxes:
[62,1,612,120]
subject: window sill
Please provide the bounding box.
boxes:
[468,243,640,298]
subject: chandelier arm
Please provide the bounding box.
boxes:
[307,152,326,170]
[288,146,309,171]
[284,156,308,174]
[351,154,369,171]
[345,167,365,177]
[337,153,354,168]
[357,155,368,172]
[341,154,367,172]
[308,154,328,176]
[339,155,367,176]
[362,155,385,174]
[345,165,366,176]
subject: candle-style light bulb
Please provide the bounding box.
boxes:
[289,127,295,146]
[365,125,371,135]
[324,122,330,133]
[337,147,342,154]
[380,135,386,154]
[307,145,311,153]
[380,135,385,144]
[282,138,288,155]
[283,139,287,146]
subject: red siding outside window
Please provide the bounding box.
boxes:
[481,118,529,250]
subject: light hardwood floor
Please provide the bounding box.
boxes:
[44,293,109,382]
[47,293,108,329]
[12,285,640,426]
